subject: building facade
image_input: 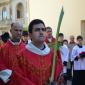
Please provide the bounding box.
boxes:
[0,0,29,33]
[0,0,85,44]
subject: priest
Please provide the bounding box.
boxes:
[0,22,34,85]
[17,19,63,85]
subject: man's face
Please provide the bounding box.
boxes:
[30,23,46,43]
[70,36,75,42]
[10,23,23,40]
[77,39,83,45]
[22,35,29,42]
[46,28,52,38]
[58,36,64,42]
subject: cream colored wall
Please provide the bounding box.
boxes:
[29,0,85,40]
[61,0,85,40]
[29,0,60,33]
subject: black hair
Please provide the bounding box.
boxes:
[22,31,28,36]
[77,35,83,40]
[59,33,64,37]
[63,39,68,43]
[28,19,45,33]
[46,26,52,30]
[1,32,10,43]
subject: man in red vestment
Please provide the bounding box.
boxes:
[17,19,63,85]
[0,22,34,85]
[45,26,56,48]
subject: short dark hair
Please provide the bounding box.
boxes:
[22,31,28,36]
[77,35,83,40]
[59,33,64,37]
[63,39,68,43]
[28,19,45,33]
[46,26,52,30]
[1,32,10,43]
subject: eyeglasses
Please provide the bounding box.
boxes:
[34,28,46,32]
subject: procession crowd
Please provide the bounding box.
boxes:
[0,19,85,85]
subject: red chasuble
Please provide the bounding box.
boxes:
[18,45,62,85]
[0,40,35,85]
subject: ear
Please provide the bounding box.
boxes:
[10,29,12,33]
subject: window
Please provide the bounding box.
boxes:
[16,3,24,19]
[2,7,8,20]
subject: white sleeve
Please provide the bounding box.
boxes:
[64,45,69,62]
[71,46,78,61]
[0,69,12,83]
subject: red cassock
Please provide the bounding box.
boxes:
[17,48,63,85]
[0,40,35,85]
[45,36,56,45]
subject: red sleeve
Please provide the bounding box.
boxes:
[0,59,6,70]
[0,46,35,85]
[0,47,6,71]
[54,49,63,80]
[52,37,56,44]
[8,67,35,85]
